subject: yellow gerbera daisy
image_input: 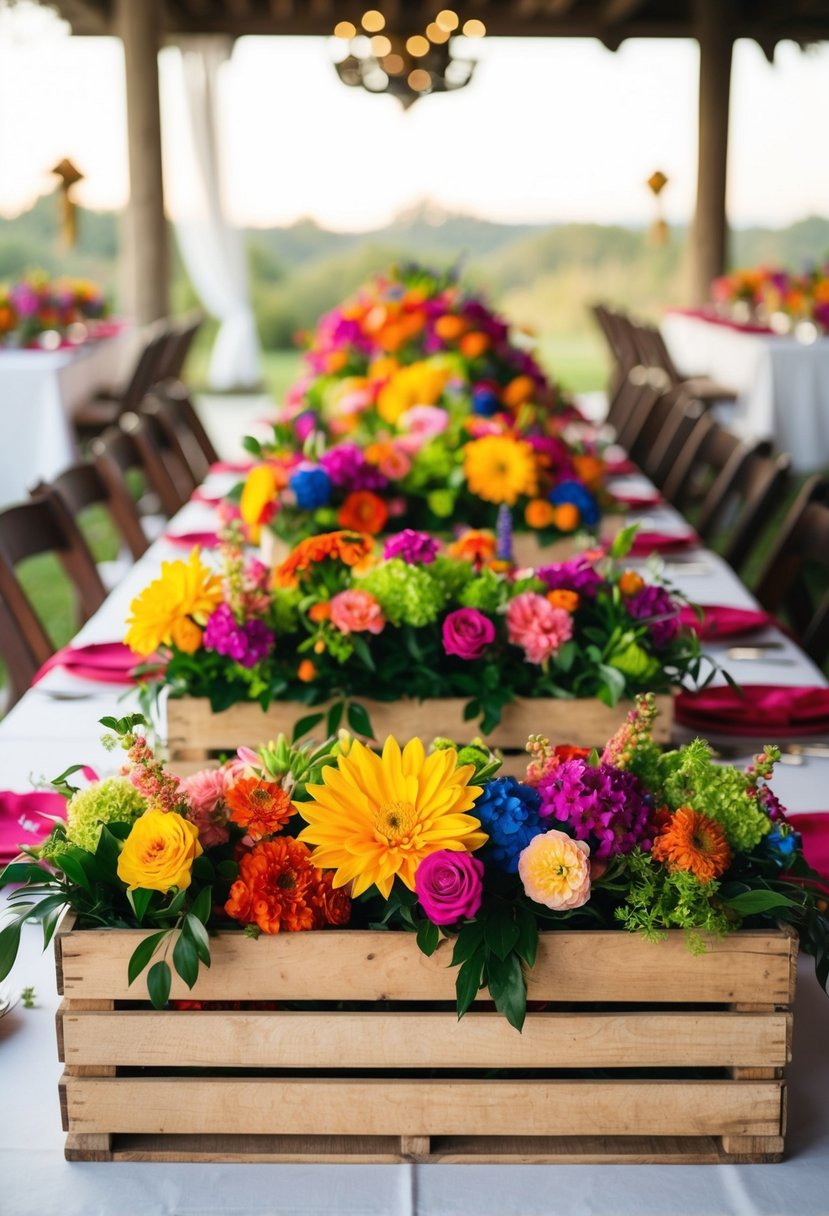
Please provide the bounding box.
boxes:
[296,736,487,899]
[464,435,538,506]
[240,465,279,544]
[376,361,450,425]
[125,548,223,657]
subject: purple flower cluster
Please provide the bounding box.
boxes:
[203,604,274,669]
[537,556,604,599]
[626,585,680,648]
[383,529,439,564]
[537,759,652,858]
[319,443,388,492]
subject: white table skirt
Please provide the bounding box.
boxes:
[661,312,829,473]
[0,333,134,508]
[1,468,829,1215]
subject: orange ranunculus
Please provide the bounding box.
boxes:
[553,503,580,532]
[226,776,293,841]
[459,331,490,359]
[447,529,497,565]
[368,355,399,382]
[525,498,556,529]
[434,313,468,342]
[275,531,374,587]
[308,601,332,623]
[572,454,605,489]
[224,837,330,933]
[547,589,579,613]
[337,490,389,535]
[502,375,536,410]
[618,570,645,597]
[297,659,317,682]
[325,350,349,374]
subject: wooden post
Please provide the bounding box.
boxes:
[117,0,169,324]
[690,0,733,304]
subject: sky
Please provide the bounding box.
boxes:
[0,1,827,232]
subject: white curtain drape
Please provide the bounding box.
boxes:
[162,38,262,390]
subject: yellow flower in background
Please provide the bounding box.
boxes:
[240,464,279,544]
[297,736,486,899]
[117,808,203,893]
[376,361,450,425]
[464,435,538,506]
[125,548,222,657]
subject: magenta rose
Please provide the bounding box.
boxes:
[442,608,496,660]
[415,850,484,925]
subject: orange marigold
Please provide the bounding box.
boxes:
[224,837,326,933]
[337,490,389,535]
[311,870,352,928]
[448,529,497,566]
[226,776,293,840]
[651,806,732,883]
[274,531,374,587]
[547,589,579,613]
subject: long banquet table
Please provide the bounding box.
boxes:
[2,464,829,1215]
[661,309,829,473]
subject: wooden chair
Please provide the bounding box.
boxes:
[144,386,219,478]
[0,492,107,706]
[754,476,829,667]
[32,461,148,562]
[92,423,183,521]
[661,412,771,517]
[643,393,707,491]
[157,310,204,383]
[123,408,197,510]
[696,449,792,577]
[636,321,737,406]
[73,321,175,440]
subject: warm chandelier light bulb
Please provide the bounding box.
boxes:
[360,9,385,32]
[436,9,460,32]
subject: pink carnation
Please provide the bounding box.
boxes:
[506,592,573,664]
[330,589,385,635]
[180,768,230,848]
[397,405,449,453]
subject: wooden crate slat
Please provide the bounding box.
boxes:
[60,1076,784,1138]
[59,1008,791,1070]
[56,925,796,1004]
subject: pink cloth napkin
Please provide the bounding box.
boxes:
[678,604,773,641]
[613,491,663,509]
[676,685,829,736]
[33,641,143,685]
[605,457,638,476]
[210,460,254,475]
[0,790,67,865]
[629,530,698,557]
[162,530,221,549]
[788,813,829,878]
[190,488,222,507]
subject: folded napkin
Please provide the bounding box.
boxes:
[209,460,254,475]
[190,488,222,507]
[676,684,829,736]
[614,491,663,510]
[162,530,221,549]
[0,790,67,865]
[677,604,773,641]
[629,530,698,557]
[788,813,829,878]
[33,641,143,685]
[605,457,638,476]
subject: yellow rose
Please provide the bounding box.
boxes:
[117,809,203,893]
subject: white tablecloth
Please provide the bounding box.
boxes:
[2,470,829,1215]
[0,333,134,508]
[661,312,829,473]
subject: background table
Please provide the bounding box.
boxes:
[661,310,829,472]
[0,331,134,508]
[2,467,829,1215]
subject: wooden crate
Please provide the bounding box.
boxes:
[166,693,674,776]
[55,916,796,1164]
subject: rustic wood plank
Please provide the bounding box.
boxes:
[57,924,795,1004]
[61,1077,784,1138]
[720,1134,785,1159]
[64,1133,113,1162]
[60,1009,790,1070]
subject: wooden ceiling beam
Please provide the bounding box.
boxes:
[601,0,647,24]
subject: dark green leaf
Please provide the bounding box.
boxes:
[416,918,440,957]
[291,712,325,743]
[242,435,263,456]
[49,764,89,798]
[487,950,527,1032]
[127,886,155,924]
[184,914,211,967]
[189,886,213,926]
[326,701,344,736]
[56,851,93,893]
[92,825,122,881]
[216,859,239,882]
[724,890,798,915]
[173,931,199,989]
[350,635,376,672]
[0,861,49,888]
[462,699,480,722]
[127,930,168,985]
[41,905,65,952]
[514,905,539,968]
[347,702,374,739]
[451,921,486,967]
[147,960,172,1008]
[0,921,22,982]
[455,948,485,1019]
[483,908,520,961]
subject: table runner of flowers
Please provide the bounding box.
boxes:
[0,271,109,347]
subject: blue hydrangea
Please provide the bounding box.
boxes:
[290,466,332,510]
[473,776,545,873]
[473,385,500,416]
[765,823,800,866]
[548,480,600,527]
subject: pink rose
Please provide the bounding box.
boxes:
[180,768,230,849]
[506,592,573,664]
[397,405,450,453]
[442,608,496,660]
[330,589,385,635]
[415,850,484,925]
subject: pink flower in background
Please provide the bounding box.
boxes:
[397,405,449,453]
[180,768,230,848]
[330,589,385,635]
[378,445,412,480]
[415,850,484,925]
[506,592,573,664]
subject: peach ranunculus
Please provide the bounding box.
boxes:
[180,768,230,849]
[116,808,203,893]
[506,592,574,664]
[518,830,591,910]
[329,589,385,635]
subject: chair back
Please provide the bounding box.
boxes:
[143,388,215,482]
[696,450,792,575]
[34,462,148,562]
[158,311,204,382]
[122,409,196,511]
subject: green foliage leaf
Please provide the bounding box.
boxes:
[724,890,798,916]
[0,921,22,983]
[451,921,485,966]
[416,918,440,957]
[189,886,213,926]
[455,947,485,1019]
[514,904,539,968]
[242,435,263,456]
[609,523,638,559]
[147,960,172,1008]
[173,930,199,989]
[326,700,344,736]
[483,907,520,961]
[350,635,376,672]
[50,764,89,799]
[56,851,93,893]
[127,930,168,986]
[184,913,211,967]
[486,950,527,1032]
[216,859,239,882]
[0,861,48,888]
[127,887,155,924]
[347,701,374,739]
[291,712,325,743]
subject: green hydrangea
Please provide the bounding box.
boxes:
[408,441,456,488]
[358,559,444,627]
[65,777,147,853]
[270,586,302,634]
[427,489,455,518]
[427,555,474,602]
[459,568,504,615]
[615,849,731,949]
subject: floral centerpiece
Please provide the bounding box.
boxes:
[237,263,609,549]
[0,271,108,347]
[711,261,829,334]
[123,527,705,733]
[1,698,826,1031]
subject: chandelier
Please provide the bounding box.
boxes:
[332,8,486,108]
